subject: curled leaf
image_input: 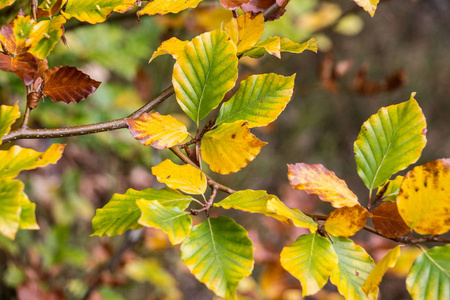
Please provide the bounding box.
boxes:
[223,12,264,53]
[0,52,39,85]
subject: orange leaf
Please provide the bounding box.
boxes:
[324,205,371,237]
[241,0,290,21]
[220,0,251,9]
[372,202,410,238]
[0,52,39,85]
[287,163,359,208]
[125,112,189,149]
[42,66,101,103]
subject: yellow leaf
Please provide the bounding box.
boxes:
[243,36,281,59]
[149,37,188,62]
[113,0,135,13]
[126,112,189,149]
[223,12,264,53]
[362,246,400,296]
[62,0,133,24]
[28,15,66,59]
[0,103,20,144]
[266,197,318,232]
[201,121,267,174]
[353,0,379,17]
[397,159,450,235]
[288,163,359,208]
[280,38,318,54]
[151,159,207,195]
[138,0,202,17]
[325,205,371,237]
[0,0,15,10]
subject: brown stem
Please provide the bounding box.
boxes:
[20,106,32,128]
[263,3,281,21]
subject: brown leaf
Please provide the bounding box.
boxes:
[372,202,410,238]
[37,0,64,18]
[42,66,101,103]
[0,52,39,85]
[324,204,371,237]
[220,0,251,9]
[241,0,290,21]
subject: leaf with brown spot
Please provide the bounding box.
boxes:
[372,202,410,238]
[0,13,35,55]
[288,163,359,208]
[42,66,101,103]
[324,205,371,237]
[0,52,39,85]
[37,0,64,18]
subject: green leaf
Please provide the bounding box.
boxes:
[181,216,254,299]
[172,28,238,124]
[266,198,318,232]
[406,245,450,300]
[61,0,132,24]
[216,73,295,128]
[18,192,39,230]
[330,237,375,300]
[0,103,20,144]
[137,199,192,245]
[0,0,15,10]
[137,0,202,17]
[242,36,280,59]
[28,15,66,59]
[280,38,318,54]
[280,232,338,296]
[0,180,23,239]
[0,144,65,180]
[214,190,291,224]
[92,187,193,236]
[377,175,403,202]
[354,93,427,190]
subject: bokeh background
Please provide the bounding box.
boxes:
[1,0,449,299]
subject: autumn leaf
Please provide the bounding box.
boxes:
[201,121,267,174]
[352,0,379,17]
[324,205,371,237]
[0,0,15,10]
[42,66,101,103]
[62,0,134,24]
[138,0,202,17]
[280,37,318,54]
[0,12,35,55]
[287,163,359,208]
[149,37,188,62]
[377,175,403,202]
[37,0,64,18]
[0,52,39,85]
[241,0,290,21]
[126,112,189,149]
[0,103,20,144]
[18,192,39,230]
[223,12,264,53]
[220,0,250,9]
[397,159,450,235]
[28,15,66,59]
[372,202,410,238]
[152,159,207,195]
[266,197,318,231]
[243,36,280,58]
[0,180,23,239]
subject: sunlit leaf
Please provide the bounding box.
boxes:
[0,144,65,180]
[362,246,400,296]
[223,12,264,53]
[112,0,135,13]
[152,159,207,195]
[172,28,238,124]
[0,103,20,144]
[0,13,35,55]
[280,232,338,296]
[324,205,371,237]
[0,180,23,239]
[353,0,379,17]
[242,36,280,58]
[288,163,359,208]
[406,245,450,300]
[37,0,65,18]
[28,15,66,59]
[201,121,267,174]
[219,0,250,9]
[372,202,409,238]
[0,0,15,10]
[137,199,192,245]
[330,237,375,300]
[216,73,295,128]
[0,52,39,85]
[126,112,189,149]
[397,159,450,235]
[138,0,202,17]
[266,197,318,232]
[92,187,193,237]
[18,192,39,230]
[61,0,134,24]
[280,37,318,54]
[354,93,427,190]
[149,37,188,62]
[42,66,101,103]
[214,190,291,224]
[377,175,403,202]
[180,216,254,299]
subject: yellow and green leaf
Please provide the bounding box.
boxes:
[242,36,280,59]
[354,93,427,190]
[172,28,238,124]
[28,15,66,59]
[223,12,264,54]
[377,175,403,202]
[216,73,295,128]
[352,0,379,17]
[0,180,23,239]
[397,159,450,235]
[201,121,267,174]
[0,0,15,10]
[280,232,338,296]
[18,192,39,230]
[137,0,202,18]
[180,217,254,299]
[280,38,318,54]
[0,103,20,144]
[61,0,133,24]
[266,197,318,232]
[137,199,192,245]
[149,37,188,62]
[324,205,371,237]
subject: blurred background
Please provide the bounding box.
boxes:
[0,0,449,299]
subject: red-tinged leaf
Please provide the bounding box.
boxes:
[372,202,410,239]
[42,66,101,103]
[219,0,251,9]
[241,0,290,21]
[0,12,36,55]
[0,23,15,53]
[37,0,64,18]
[0,52,39,85]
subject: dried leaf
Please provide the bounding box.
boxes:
[42,66,101,103]
[372,202,410,238]
[288,163,359,208]
[324,205,371,237]
[0,52,39,85]
[241,0,290,21]
[138,0,202,17]
[219,0,250,9]
[0,13,35,55]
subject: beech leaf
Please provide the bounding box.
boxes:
[223,12,264,53]
[0,180,23,239]
[151,159,207,195]
[241,0,289,21]
[219,0,250,9]
[126,112,189,149]
[397,159,450,235]
[243,36,280,58]
[372,202,410,238]
[0,0,15,10]
[0,13,35,55]
[352,0,379,17]
[0,52,39,85]
[280,37,318,54]
[201,121,267,174]
[18,192,39,230]
[37,0,64,18]
[61,0,134,24]
[149,37,188,62]
[216,73,295,128]
[138,0,202,17]
[324,205,371,237]
[42,66,101,103]
[287,163,359,208]
[0,103,20,144]
[266,197,318,232]
[377,175,403,202]
[28,15,66,59]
